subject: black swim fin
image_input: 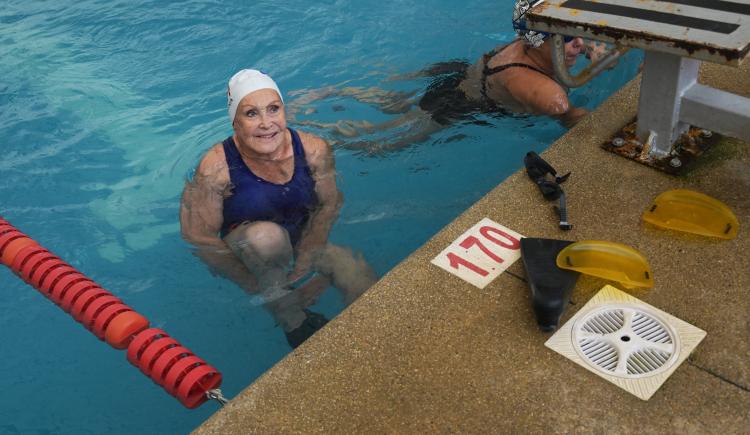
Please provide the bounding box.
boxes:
[520,238,580,332]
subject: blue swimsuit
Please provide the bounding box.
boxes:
[220,129,319,246]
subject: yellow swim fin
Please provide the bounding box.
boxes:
[556,240,653,289]
[642,189,739,240]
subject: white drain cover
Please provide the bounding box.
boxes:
[546,285,706,400]
[573,305,679,378]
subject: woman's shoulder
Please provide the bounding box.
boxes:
[484,41,533,83]
[294,129,333,170]
[295,129,330,155]
[489,39,524,62]
[195,142,230,185]
[507,73,570,115]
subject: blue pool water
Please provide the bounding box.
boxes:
[0,1,642,433]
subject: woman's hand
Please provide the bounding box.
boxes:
[585,40,618,70]
[585,41,606,61]
[288,250,315,283]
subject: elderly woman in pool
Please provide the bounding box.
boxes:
[180,69,376,348]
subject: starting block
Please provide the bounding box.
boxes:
[526,0,750,171]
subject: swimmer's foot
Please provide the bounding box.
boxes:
[284,309,329,349]
[379,93,418,114]
[333,120,360,137]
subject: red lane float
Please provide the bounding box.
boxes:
[0,216,221,408]
[127,328,222,409]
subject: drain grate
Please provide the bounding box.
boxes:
[627,349,671,375]
[546,285,706,400]
[579,338,619,372]
[573,305,678,379]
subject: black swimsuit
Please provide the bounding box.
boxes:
[480,46,552,98]
[417,60,495,125]
[418,44,552,125]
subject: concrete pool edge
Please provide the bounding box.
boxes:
[194,62,750,433]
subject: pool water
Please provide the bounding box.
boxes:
[0,1,642,433]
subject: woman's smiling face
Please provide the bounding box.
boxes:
[232,88,287,156]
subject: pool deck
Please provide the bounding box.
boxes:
[195,61,750,433]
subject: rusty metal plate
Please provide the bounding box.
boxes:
[526,0,750,65]
[601,118,720,174]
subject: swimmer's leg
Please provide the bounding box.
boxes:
[224,221,293,289]
[297,107,430,140]
[296,119,378,138]
[315,244,377,305]
[336,86,418,114]
[288,84,418,116]
[224,221,307,330]
[340,108,447,154]
[285,85,340,120]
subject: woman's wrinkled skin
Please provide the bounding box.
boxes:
[180,88,376,333]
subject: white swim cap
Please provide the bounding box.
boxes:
[227,69,284,122]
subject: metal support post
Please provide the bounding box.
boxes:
[635,51,700,159]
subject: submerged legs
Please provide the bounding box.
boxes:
[224,221,377,334]
[316,244,378,305]
[225,221,310,331]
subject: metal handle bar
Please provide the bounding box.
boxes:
[551,34,630,88]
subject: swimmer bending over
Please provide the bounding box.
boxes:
[292,0,609,152]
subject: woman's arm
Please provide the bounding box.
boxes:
[500,71,588,127]
[289,131,343,281]
[179,144,259,292]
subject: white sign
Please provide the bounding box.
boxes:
[431,218,524,289]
